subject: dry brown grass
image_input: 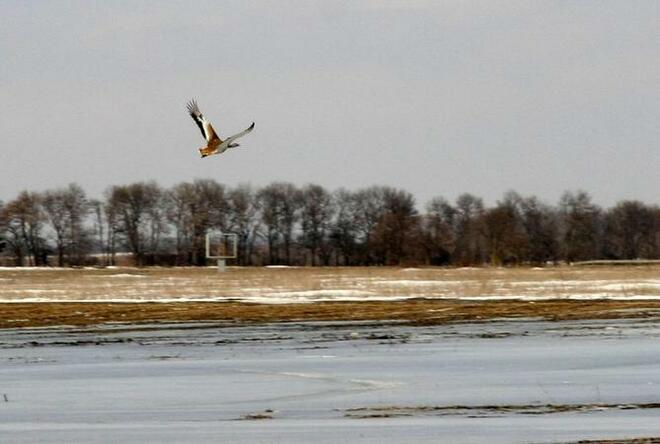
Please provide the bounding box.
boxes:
[3,299,660,329]
[1,265,659,302]
[1,265,659,328]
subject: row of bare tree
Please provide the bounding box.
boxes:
[1,181,659,267]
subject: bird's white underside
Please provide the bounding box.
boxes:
[202,121,214,142]
[204,140,239,157]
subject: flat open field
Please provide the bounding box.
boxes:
[1,265,659,328]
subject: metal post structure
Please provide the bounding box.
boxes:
[205,231,237,273]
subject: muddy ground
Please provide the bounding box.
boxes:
[4,299,660,329]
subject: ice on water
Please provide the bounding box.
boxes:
[2,318,660,443]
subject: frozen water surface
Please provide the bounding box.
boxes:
[1,319,660,443]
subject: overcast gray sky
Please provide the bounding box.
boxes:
[1,1,659,208]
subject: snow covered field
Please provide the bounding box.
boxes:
[1,266,659,303]
[2,318,660,443]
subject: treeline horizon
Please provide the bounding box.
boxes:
[1,180,659,267]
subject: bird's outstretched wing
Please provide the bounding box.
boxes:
[225,122,255,144]
[187,99,220,142]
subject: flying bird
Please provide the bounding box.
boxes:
[186,99,255,158]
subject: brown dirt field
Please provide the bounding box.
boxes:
[3,299,660,329]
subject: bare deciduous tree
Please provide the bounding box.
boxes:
[257,182,301,265]
[42,183,90,266]
[106,182,165,266]
[227,184,260,265]
[1,181,657,267]
[422,197,455,265]
[0,200,5,254]
[256,184,281,264]
[371,187,418,265]
[1,191,46,266]
[167,179,227,265]
[604,201,657,259]
[165,182,195,264]
[559,191,603,263]
[88,199,107,266]
[300,184,334,265]
[352,186,387,265]
[330,189,359,265]
[453,193,485,265]
[518,196,559,265]
[41,190,67,266]
[480,192,527,266]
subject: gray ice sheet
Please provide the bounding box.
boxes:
[1,319,660,443]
